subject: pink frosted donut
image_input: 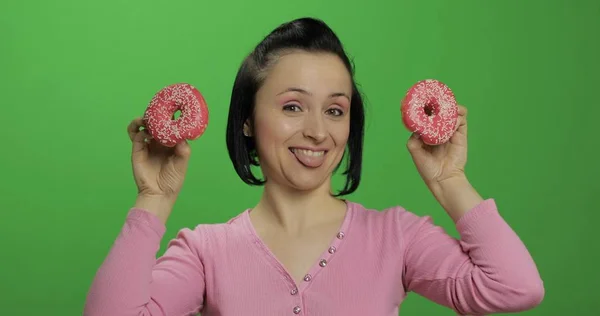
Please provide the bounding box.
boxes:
[401,79,459,145]
[143,83,209,147]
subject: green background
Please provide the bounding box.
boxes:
[1,0,597,314]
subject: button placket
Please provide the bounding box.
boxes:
[318,231,344,268]
[292,229,348,313]
[305,229,346,287]
[291,285,301,314]
[293,227,348,314]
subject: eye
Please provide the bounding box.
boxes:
[326,108,344,116]
[283,104,302,112]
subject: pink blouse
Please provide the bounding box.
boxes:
[84,199,544,315]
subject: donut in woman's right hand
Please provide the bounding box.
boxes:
[143,83,209,147]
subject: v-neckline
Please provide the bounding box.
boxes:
[242,200,354,293]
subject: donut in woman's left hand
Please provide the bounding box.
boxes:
[400,79,458,145]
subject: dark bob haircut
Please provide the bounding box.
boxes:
[225,17,365,196]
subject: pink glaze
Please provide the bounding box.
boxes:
[401,79,458,145]
[143,83,209,147]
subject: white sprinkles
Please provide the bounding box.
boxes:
[143,83,209,147]
[401,79,458,145]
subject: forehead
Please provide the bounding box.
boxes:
[259,51,352,95]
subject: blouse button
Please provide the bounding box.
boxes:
[337,231,345,239]
[319,259,327,267]
[290,287,298,295]
[303,274,312,282]
[328,246,336,254]
[293,306,302,314]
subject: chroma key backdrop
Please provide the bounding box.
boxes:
[1,0,597,315]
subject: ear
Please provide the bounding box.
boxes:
[243,119,253,137]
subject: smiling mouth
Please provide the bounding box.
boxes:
[289,147,328,168]
[289,148,326,157]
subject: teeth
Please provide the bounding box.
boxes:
[292,148,325,157]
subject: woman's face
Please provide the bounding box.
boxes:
[247,51,352,192]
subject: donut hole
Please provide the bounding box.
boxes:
[172,110,182,120]
[423,102,438,116]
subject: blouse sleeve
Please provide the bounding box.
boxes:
[83,208,206,316]
[399,199,544,315]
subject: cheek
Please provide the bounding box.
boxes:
[331,122,350,148]
[253,115,298,150]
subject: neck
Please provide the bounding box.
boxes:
[251,179,346,234]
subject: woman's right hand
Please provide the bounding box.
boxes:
[127,117,192,222]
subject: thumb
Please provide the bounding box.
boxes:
[406,132,423,152]
[132,129,150,156]
[173,140,191,167]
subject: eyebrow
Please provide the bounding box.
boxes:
[277,87,350,100]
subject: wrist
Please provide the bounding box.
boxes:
[431,175,484,223]
[134,194,176,224]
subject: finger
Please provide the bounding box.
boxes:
[127,117,145,142]
[174,140,191,158]
[456,114,467,135]
[132,128,151,154]
[450,124,468,146]
[171,141,191,174]
[406,132,424,152]
[457,105,467,116]
[407,132,435,161]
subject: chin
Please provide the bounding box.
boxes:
[288,178,327,192]
[281,152,340,192]
[286,172,331,192]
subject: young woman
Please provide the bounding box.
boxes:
[84,17,544,316]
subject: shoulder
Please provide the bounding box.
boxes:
[347,200,434,230]
[346,198,500,244]
[165,209,252,256]
[345,200,437,244]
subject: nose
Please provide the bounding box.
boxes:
[302,112,327,143]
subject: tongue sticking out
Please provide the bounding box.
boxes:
[291,148,326,168]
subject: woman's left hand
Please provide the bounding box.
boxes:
[406,105,484,222]
[406,104,468,189]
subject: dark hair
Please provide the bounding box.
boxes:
[225,17,365,196]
